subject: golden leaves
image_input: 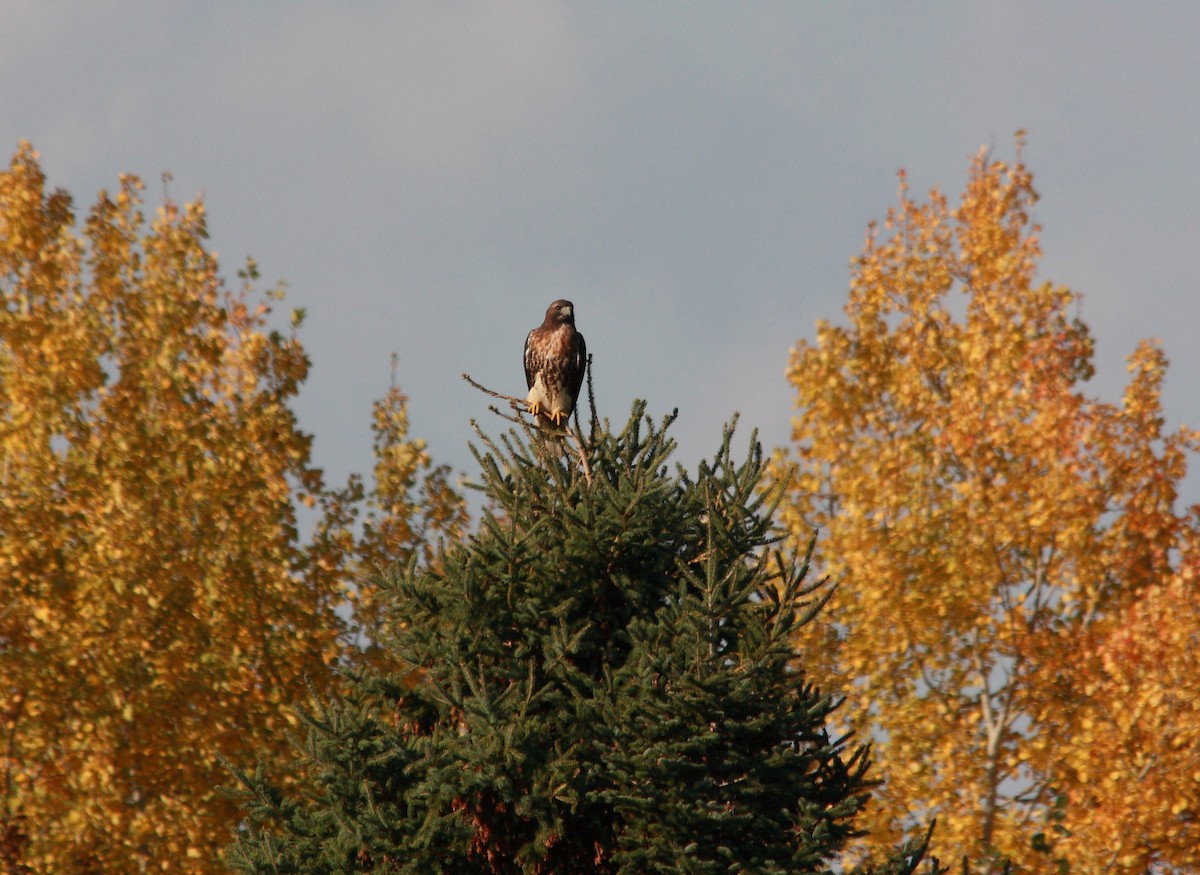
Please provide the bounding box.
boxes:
[1037,565,1200,869]
[340,368,469,663]
[0,145,461,872]
[775,142,1200,870]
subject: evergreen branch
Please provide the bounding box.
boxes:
[486,403,527,425]
[584,352,598,444]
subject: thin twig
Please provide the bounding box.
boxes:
[462,373,527,409]
[463,372,593,484]
[486,403,527,426]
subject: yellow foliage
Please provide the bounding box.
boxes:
[0,143,465,872]
[339,356,469,663]
[773,141,1199,872]
[1033,559,1200,871]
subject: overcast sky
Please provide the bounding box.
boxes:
[4,2,1199,501]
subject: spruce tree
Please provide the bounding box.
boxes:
[226,403,931,874]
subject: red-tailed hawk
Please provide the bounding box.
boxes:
[524,299,586,427]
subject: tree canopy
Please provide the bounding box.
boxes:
[773,141,1200,872]
[0,143,463,872]
[227,406,932,874]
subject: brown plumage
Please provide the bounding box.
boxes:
[523,300,586,427]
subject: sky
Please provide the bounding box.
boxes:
[3,2,1199,501]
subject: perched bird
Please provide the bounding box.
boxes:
[523,299,586,427]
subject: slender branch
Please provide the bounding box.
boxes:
[584,353,598,444]
[462,373,527,410]
[462,372,593,485]
[484,403,528,426]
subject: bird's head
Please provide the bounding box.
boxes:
[545,299,575,326]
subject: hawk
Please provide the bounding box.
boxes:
[524,299,586,427]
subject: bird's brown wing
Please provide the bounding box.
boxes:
[566,331,586,407]
[523,328,538,390]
